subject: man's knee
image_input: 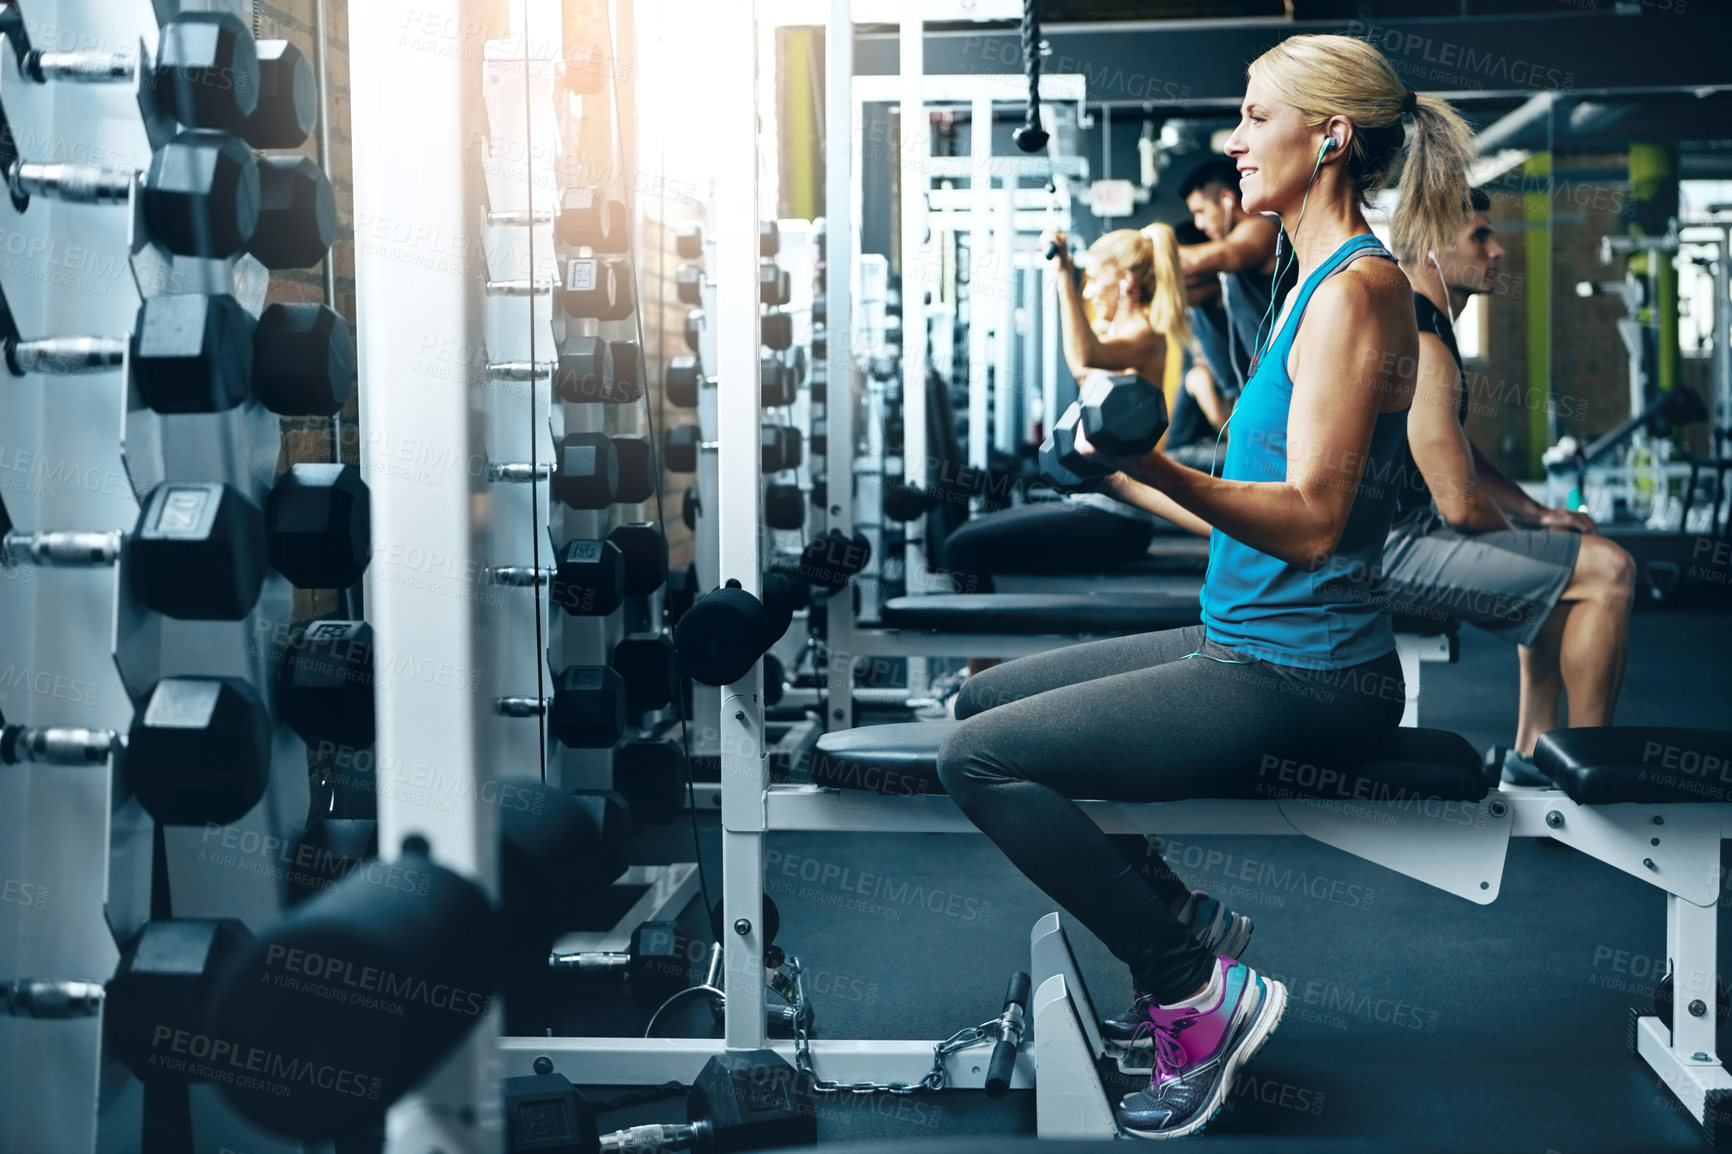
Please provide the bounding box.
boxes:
[1575,537,1637,604]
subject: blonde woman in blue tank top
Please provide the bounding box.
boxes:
[936,34,1476,1139]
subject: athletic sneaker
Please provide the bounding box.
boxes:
[1115,958,1288,1139]
[1500,747,1551,788]
[1101,891,1254,1050]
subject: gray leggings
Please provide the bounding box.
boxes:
[935,625,1405,1003]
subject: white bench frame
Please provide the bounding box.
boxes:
[510,780,1731,1144]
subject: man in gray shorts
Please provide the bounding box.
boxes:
[1373,189,1637,785]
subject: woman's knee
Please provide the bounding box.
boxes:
[936,722,1020,799]
[953,667,1016,719]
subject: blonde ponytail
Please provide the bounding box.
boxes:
[1141,222,1192,350]
[1247,33,1473,262]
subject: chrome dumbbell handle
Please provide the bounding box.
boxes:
[26,49,134,84]
[8,336,128,376]
[1,529,122,567]
[1,725,122,766]
[10,160,133,206]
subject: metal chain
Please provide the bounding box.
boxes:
[786,956,999,1095]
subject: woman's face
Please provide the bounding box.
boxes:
[1223,77,1326,217]
[1081,259,1121,315]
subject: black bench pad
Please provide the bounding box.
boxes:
[806,722,1487,803]
[1534,727,1732,805]
[881,593,1201,635]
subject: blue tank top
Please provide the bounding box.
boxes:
[1200,234,1410,670]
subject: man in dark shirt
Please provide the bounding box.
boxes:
[1372,190,1637,785]
[1176,159,1297,393]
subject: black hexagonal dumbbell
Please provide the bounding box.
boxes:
[684,308,704,353]
[0,114,259,258]
[560,256,634,320]
[0,290,353,418]
[607,339,644,401]
[612,738,684,825]
[664,424,702,474]
[611,632,677,716]
[612,434,656,504]
[549,537,627,617]
[1038,371,1168,491]
[248,154,336,270]
[760,351,794,408]
[3,919,257,1089]
[666,354,703,409]
[552,432,618,509]
[549,665,627,748]
[764,482,803,531]
[760,309,793,352]
[127,675,272,824]
[607,522,667,595]
[761,425,802,473]
[676,262,705,306]
[758,260,791,307]
[278,618,375,752]
[557,186,628,252]
[19,12,259,133]
[1,467,369,620]
[675,221,703,260]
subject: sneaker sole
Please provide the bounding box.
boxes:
[1119,977,1289,1140]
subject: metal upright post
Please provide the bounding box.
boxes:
[826,0,857,730]
[899,7,927,592]
[967,98,992,505]
[716,0,767,1054]
[350,0,497,1147]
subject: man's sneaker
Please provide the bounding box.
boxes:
[1115,958,1287,1139]
[1500,747,1551,788]
[1101,892,1254,1050]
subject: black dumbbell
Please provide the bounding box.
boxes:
[244,39,319,148]
[759,220,780,257]
[206,842,500,1138]
[128,675,272,824]
[549,665,627,747]
[553,432,618,508]
[761,426,802,473]
[558,187,629,252]
[676,262,704,306]
[798,529,871,592]
[760,310,793,351]
[278,619,375,751]
[559,256,620,318]
[667,354,702,408]
[759,261,791,307]
[684,308,704,353]
[249,155,336,269]
[1,472,366,620]
[760,352,794,408]
[551,537,627,616]
[665,424,702,474]
[599,260,636,321]
[1,289,352,417]
[1038,372,1168,490]
[614,738,684,824]
[20,12,259,134]
[553,336,641,404]
[0,919,252,1085]
[764,483,803,530]
[504,1052,813,1154]
[0,115,260,258]
[609,339,642,397]
[612,434,656,504]
[682,485,700,531]
[266,464,371,589]
[612,632,678,715]
[608,522,667,595]
[675,221,704,260]
[666,562,698,628]
[545,920,686,1010]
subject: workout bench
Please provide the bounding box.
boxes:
[840,592,1457,728]
[790,722,1732,1143]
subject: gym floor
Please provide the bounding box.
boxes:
[608,605,1732,1151]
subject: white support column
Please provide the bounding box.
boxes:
[1669,892,1722,1063]
[826,0,856,731]
[715,0,768,1054]
[967,98,991,485]
[350,1,497,1148]
[898,8,927,592]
